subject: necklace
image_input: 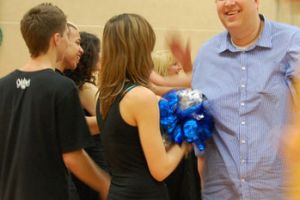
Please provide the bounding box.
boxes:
[231,20,264,50]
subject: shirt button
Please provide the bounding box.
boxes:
[240,102,245,106]
[241,159,246,164]
[241,139,246,144]
[241,178,246,182]
[241,84,245,88]
[241,121,246,125]
[241,66,246,70]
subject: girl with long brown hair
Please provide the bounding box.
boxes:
[96,13,189,200]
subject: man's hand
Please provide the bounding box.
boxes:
[167,34,192,73]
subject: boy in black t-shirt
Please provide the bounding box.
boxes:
[56,23,109,200]
[0,3,110,200]
[56,22,100,136]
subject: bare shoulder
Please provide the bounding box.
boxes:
[127,86,156,99]
[123,86,158,107]
[81,82,98,91]
[80,83,98,98]
[120,86,158,125]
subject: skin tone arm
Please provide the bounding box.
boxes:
[282,77,300,199]
[282,77,300,162]
[150,71,191,88]
[282,112,300,199]
[79,82,100,135]
[63,149,110,200]
[85,116,100,135]
[120,86,190,181]
[80,83,98,115]
[149,71,191,96]
[149,82,175,96]
[167,35,193,74]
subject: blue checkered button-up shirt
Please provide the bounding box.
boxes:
[192,16,300,200]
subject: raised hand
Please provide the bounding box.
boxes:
[167,34,192,73]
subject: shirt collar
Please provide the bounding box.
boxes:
[217,14,273,53]
[55,68,64,75]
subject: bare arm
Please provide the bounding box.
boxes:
[167,35,193,74]
[79,83,100,135]
[85,116,100,135]
[282,77,300,199]
[282,117,300,199]
[120,86,190,181]
[63,149,110,200]
[79,83,98,115]
[150,71,191,88]
[149,82,174,96]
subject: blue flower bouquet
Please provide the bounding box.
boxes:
[159,89,214,151]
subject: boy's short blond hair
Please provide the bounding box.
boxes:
[67,21,79,30]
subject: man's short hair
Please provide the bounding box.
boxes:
[20,3,67,58]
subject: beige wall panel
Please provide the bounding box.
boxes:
[0,0,292,77]
[289,1,300,25]
[260,0,277,21]
[277,0,300,25]
[59,0,222,30]
[153,29,221,58]
[277,0,293,23]
[0,23,28,76]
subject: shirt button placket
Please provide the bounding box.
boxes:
[239,60,248,198]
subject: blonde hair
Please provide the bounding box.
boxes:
[152,50,176,77]
[99,13,156,118]
[67,21,79,30]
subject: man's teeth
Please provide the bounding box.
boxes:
[227,11,238,15]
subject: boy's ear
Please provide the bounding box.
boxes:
[53,32,62,47]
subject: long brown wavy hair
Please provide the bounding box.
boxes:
[98,13,156,118]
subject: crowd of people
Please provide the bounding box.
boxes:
[1,1,300,200]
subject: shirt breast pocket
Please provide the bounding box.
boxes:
[253,70,287,106]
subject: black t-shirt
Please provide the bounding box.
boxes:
[0,69,93,200]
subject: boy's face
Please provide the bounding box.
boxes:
[56,25,69,62]
[62,27,84,70]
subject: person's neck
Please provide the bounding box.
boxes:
[230,18,263,48]
[20,54,55,72]
[55,62,65,73]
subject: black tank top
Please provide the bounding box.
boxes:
[96,83,169,200]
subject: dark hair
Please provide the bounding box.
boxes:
[65,32,100,88]
[20,3,67,58]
